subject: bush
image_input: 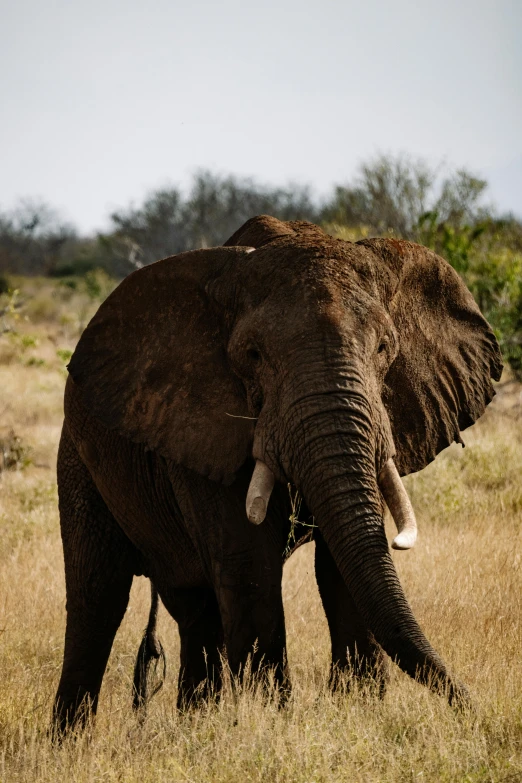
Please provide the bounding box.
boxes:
[49,258,99,277]
[417,213,522,380]
[24,291,60,323]
[0,429,31,471]
[82,269,115,301]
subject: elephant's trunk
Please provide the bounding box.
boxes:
[378,458,418,550]
[281,392,468,705]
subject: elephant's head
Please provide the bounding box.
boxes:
[68,215,502,702]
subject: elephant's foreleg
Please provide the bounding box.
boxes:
[314,532,389,695]
[167,587,224,710]
[53,425,135,737]
[169,465,290,700]
[217,580,288,695]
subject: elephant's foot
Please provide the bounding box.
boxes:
[177,674,222,711]
[51,688,98,742]
[163,587,225,712]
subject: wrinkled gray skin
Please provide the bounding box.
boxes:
[53,216,502,735]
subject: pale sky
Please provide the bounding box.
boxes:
[1,0,521,233]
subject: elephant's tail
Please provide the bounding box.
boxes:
[132,581,166,715]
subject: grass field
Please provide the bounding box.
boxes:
[0,279,521,782]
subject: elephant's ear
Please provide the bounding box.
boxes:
[224,214,326,249]
[68,247,255,483]
[359,238,503,476]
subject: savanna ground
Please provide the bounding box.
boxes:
[0,277,521,783]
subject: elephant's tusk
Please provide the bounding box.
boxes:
[246,460,275,525]
[378,458,418,550]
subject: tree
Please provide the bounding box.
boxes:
[322,154,489,239]
[0,199,77,275]
[107,171,319,274]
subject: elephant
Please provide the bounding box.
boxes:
[53,215,502,735]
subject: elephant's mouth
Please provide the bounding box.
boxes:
[245,456,418,551]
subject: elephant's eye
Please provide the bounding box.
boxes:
[377,339,388,354]
[246,347,262,365]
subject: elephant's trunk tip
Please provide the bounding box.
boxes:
[391,527,418,550]
[378,458,418,551]
[246,460,275,525]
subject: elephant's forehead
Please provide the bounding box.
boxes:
[241,237,386,305]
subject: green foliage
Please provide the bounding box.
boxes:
[56,348,73,363]
[479,251,522,378]
[417,212,522,379]
[417,211,487,275]
[82,268,115,301]
[20,333,38,350]
[50,257,99,277]
[25,356,46,367]
[58,278,77,291]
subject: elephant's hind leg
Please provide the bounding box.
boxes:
[53,425,135,737]
[314,533,389,696]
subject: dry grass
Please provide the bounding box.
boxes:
[1,279,521,782]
